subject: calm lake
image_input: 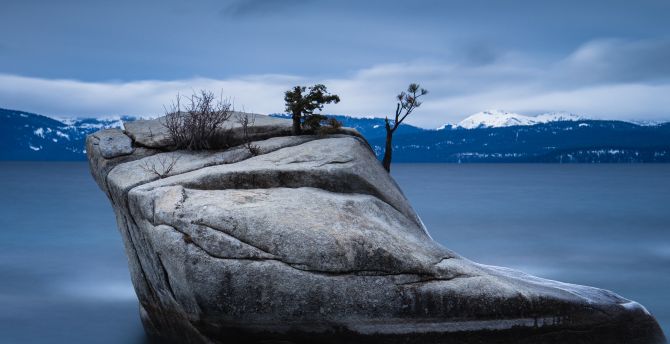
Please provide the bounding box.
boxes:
[1,162,668,343]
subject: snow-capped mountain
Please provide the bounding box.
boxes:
[0,107,133,160]
[2,107,669,162]
[455,110,582,129]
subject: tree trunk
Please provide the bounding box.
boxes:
[292,111,302,135]
[382,127,393,172]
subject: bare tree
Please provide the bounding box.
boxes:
[382,83,428,172]
[163,90,233,150]
[236,112,261,156]
[141,155,180,179]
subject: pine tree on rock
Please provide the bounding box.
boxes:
[284,84,340,135]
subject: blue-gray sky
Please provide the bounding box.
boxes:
[1,0,670,126]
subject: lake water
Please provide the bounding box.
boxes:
[0,162,668,343]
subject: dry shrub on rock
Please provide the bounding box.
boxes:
[163,90,233,150]
[140,155,180,179]
[236,112,261,156]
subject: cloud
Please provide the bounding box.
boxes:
[221,0,312,17]
[560,38,670,84]
[0,73,297,119]
[2,38,670,128]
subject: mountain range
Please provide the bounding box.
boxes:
[0,107,132,160]
[452,110,583,129]
[2,107,669,162]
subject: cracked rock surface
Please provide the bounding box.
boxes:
[87,114,666,344]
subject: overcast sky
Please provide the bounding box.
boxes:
[2,0,670,127]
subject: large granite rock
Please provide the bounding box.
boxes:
[87,114,666,344]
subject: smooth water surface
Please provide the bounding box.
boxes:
[393,163,670,335]
[0,162,144,344]
[0,162,668,342]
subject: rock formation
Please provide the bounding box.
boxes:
[87,113,666,344]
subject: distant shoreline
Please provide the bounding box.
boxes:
[2,108,669,163]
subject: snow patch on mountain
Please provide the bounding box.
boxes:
[56,131,70,140]
[456,110,582,129]
[628,119,665,126]
[436,122,455,130]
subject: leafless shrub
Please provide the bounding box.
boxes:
[163,90,233,150]
[236,112,261,156]
[141,155,180,179]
